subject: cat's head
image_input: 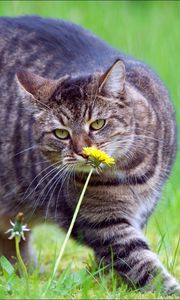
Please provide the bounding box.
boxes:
[16,60,134,172]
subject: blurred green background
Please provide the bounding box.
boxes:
[0,1,180,298]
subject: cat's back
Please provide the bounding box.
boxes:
[0,16,173,104]
[0,15,122,77]
[0,15,176,153]
[0,15,169,94]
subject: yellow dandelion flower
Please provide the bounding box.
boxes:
[82,147,115,168]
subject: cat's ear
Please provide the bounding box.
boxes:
[99,59,125,97]
[16,70,60,103]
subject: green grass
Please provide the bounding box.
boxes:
[0,0,180,299]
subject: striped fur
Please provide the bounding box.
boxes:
[0,16,179,295]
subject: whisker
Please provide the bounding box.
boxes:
[13,166,59,214]
[53,163,74,221]
[133,134,163,143]
[44,167,65,220]
[28,165,68,221]
[23,160,62,200]
[12,145,37,158]
[65,164,75,196]
[44,164,72,220]
[56,164,73,207]
[12,160,63,213]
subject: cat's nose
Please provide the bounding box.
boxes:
[72,133,93,158]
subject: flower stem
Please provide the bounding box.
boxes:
[43,167,94,296]
[15,236,30,297]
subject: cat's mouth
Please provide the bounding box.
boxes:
[63,151,110,173]
[63,157,106,174]
[62,156,90,172]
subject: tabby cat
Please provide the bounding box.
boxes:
[0,16,179,295]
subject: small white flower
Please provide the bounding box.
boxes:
[5,213,30,241]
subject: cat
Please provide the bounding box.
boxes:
[0,15,179,295]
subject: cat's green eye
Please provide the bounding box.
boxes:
[54,129,70,140]
[90,119,106,131]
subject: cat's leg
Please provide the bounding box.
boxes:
[0,233,32,264]
[89,221,180,295]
